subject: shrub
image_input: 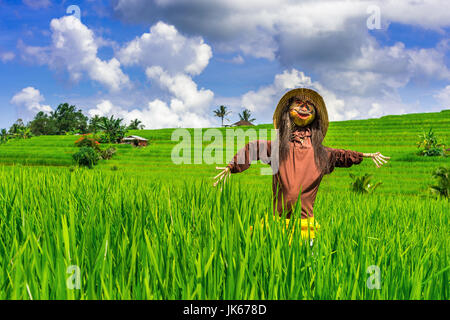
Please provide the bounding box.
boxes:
[416,128,445,156]
[349,173,382,194]
[100,147,117,160]
[98,134,110,144]
[75,134,101,151]
[72,146,100,169]
[74,135,117,168]
[429,167,449,199]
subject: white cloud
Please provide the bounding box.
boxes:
[434,85,450,109]
[18,19,216,127]
[216,54,245,64]
[88,21,216,129]
[316,39,450,103]
[241,69,355,121]
[17,39,50,65]
[343,92,410,119]
[10,87,52,113]
[113,0,450,66]
[118,21,212,76]
[88,99,212,129]
[20,16,130,91]
[381,0,450,30]
[13,2,448,127]
[368,103,384,118]
[0,51,15,63]
[88,100,114,118]
[407,45,450,80]
[111,1,450,123]
[87,66,215,129]
[146,66,214,113]
[229,55,244,64]
[23,0,51,9]
[237,68,427,123]
[114,0,366,61]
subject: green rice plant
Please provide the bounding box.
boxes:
[0,166,447,300]
[349,173,382,194]
[429,167,449,199]
[416,128,445,157]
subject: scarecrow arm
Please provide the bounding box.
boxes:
[326,148,390,169]
[213,140,271,187]
[324,147,371,175]
[227,140,272,173]
[325,147,364,171]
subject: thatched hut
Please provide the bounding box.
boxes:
[232,120,255,126]
[121,135,148,147]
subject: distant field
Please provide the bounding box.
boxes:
[0,110,448,193]
[0,110,448,299]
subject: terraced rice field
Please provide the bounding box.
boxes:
[0,110,448,299]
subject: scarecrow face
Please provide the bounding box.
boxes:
[288,98,316,127]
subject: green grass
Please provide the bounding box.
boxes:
[0,110,448,299]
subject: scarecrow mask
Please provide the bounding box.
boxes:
[288,98,316,127]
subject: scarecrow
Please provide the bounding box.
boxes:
[213,88,390,241]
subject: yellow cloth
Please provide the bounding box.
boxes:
[250,215,320,246]
[285,217,320,246]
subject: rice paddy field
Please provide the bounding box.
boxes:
[0,110,448,300]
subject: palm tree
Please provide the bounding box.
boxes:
[213,105,231,127]
[17,127,32,139]
[99,116,127,143]
[128,119,144,130]
[89,115,103,134]
[0,129,8,144]
[9,119,25,135]
[238,109,256,123]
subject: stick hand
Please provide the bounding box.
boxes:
[213,166,231,187]
[367,152,390,168]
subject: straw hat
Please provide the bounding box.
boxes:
[273,88,329,137]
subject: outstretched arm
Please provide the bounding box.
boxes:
[326,147,364,168]
[213,140,271,187]
[326,148,390,172]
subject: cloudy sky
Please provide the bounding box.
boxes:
[0,0,449,129]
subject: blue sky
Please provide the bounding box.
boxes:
[0,0,449,129]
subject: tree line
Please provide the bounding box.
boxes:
[0,103,145,143]
[1,103,256,144]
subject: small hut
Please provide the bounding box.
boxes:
[232,120,255,127]
[121,135,148,147]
